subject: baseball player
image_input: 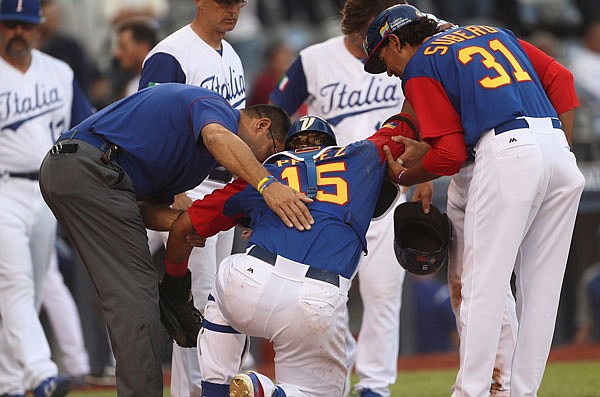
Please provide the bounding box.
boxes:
[269,2,433,395]
[0,0,93,396]
[38,83,310,397]
[364,5,585,397]
[160,114,420,397]
[138,1,248,394]
[41,251,90,384]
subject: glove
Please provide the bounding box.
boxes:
[158,270,204,347]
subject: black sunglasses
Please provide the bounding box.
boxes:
[269,131,278,156]
[214,0,247,7]
[0,21,36,30]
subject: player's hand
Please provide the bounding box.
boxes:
[262,181,314,231]
[412,181,434,214]
[383,144,406,182]
[172,193,193,210]
[185,232,206,247]
[240,228,253,240]
[392,135,431,168]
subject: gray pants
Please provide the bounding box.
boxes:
[39,140,163,397]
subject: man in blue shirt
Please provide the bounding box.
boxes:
[38,83,312,397]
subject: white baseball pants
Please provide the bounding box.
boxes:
[454,118,585,397]
[0,178,57,394]
[200,251,351,397]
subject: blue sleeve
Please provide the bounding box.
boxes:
[138,52,187,90]
[188,95,239,142]
[269,56,309,115]
[70,79,94,127]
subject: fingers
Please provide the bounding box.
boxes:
[185,234,206,247]
[263,182,314,231]
[383,145,403,180]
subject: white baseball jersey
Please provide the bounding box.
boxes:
[271,35,407,396]
[272,35,404,145]
[0,49,74,172]
[139,23,246,397]
[140,24,246,109]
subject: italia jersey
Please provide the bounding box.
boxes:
[187,114,417,279]
[270,36,404,145]
[139,25,246,109]
[0,49,92,172]
[59,84,239,202]
[403,25,557,148]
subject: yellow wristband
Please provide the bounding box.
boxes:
[257,175,276,194]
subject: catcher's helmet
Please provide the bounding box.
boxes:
[393,201,451,275]
[285,115,337,150]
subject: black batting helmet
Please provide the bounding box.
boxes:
[393,201,451,275]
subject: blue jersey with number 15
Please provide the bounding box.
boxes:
[402,25,557,147]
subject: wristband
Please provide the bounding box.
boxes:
[397,169,407,186]
[257,175,276,195]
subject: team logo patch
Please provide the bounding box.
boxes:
[382,121,398,130]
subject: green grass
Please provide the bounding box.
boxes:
[66,361,600,396]
[387,361,600,397]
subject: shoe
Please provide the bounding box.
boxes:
[83,373,116,387]
[230,372,264,397]
[32,376,71,397]
[360,389,383,397]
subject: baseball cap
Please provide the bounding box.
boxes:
[364,4,424,74]
[0,0,42,24]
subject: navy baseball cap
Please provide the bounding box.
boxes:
[364,4,424,74]
[0,0,42,24]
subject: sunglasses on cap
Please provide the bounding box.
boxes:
[0,21,36,30]
[214,0,247,7]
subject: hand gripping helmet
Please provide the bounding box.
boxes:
[285,115,337,150]
[393,201,451,275]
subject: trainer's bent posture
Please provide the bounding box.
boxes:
[39,83,312,397]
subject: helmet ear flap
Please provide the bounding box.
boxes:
[393,202,451,275]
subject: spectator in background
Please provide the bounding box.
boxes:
[38,0,94,94]
[570,20,600,159]
[103,0,168,29]
[247,41,294,106]
[571,20,600,106]
[113,20,158,98]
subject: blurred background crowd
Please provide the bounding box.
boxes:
[32,0,600,387]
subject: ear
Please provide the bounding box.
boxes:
[388,34,402,50]
[255,118,272,134]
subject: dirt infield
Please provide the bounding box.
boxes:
[394,342,600,372]
[253,342,600,377]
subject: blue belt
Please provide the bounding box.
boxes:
[494,117,561,135]
[248,245,340,287]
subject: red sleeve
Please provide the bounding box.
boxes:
[366,112,419,162]
[404,76,463,139]
[188,178,247,238]
[518,39,579,114]
[422,133,467,175]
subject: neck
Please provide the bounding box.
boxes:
[190,15,225,50]
[344,35,367,59]
[1,52,32,73]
